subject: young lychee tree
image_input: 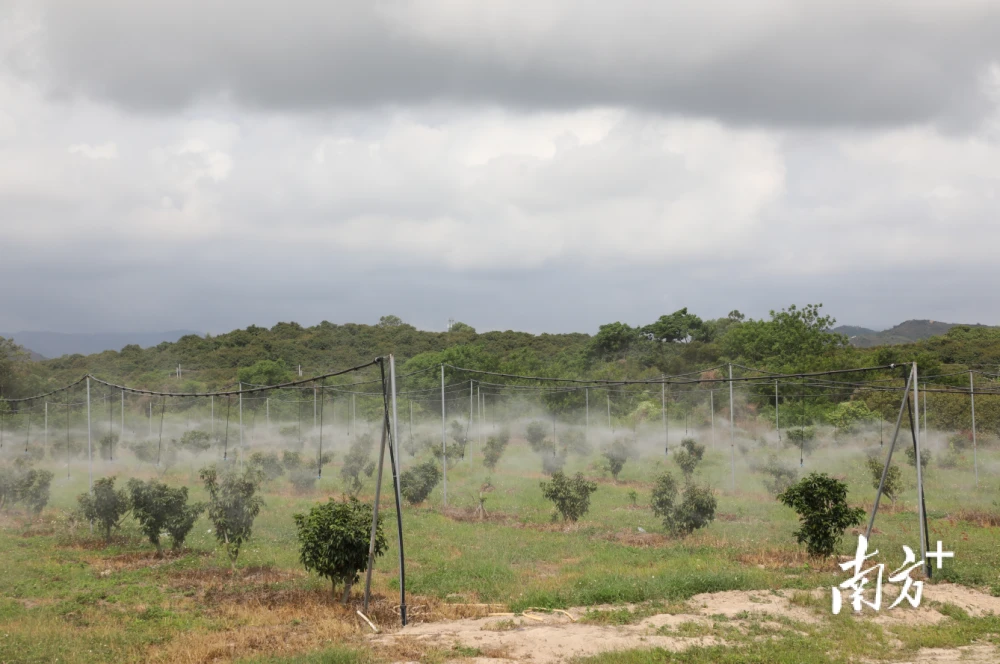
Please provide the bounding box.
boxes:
[127,478,205,556]
[778,472,864,557]
[77,476,131,543]
[293,497,386,603]
[199,465,265,570]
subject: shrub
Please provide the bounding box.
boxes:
[602,439,633,481]
[127,479,205,555]
[293,498,387,603]
[562,429,592,456]
[449,420,470,459]
[753,454,799,496]
[904,445,930,470]
[778,473,864,557]
[864,454,902,507]
[289,469,317,494]
[673,451,697,479]
[680,438,705,461]
[77,477,131,543]
[541,450,567,476]
[99,432,119,461]
[341,434,373,494]
[199,465,265,570]
[672,484,717,536]
[282,450,303,471]
[627,489,638,506]
[399,459,441,505]
[483,433,511,471]
[178,430,212,455]
[525,421,551,453]
[249,451,285,481]
[0,464,53,516]
[540,472,597,522]
[947,432,972,452]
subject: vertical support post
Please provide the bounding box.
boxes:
[148,401,152,437]
[710,389,715,448]
[607,392,612,432]
[923,385,927,440]
[971,370,979,487]
[44,401,48,456]
[352,394,356,435]
[388,355,407,625]
[363,386,389,613]
[238,388,244,471]
[728,364,735,491]
[585,388,589,443]
[775,380,780,442]
[313,387,318,431]
[912,363,929,577]
[469,380,474,435]
[477,384,482,451]
[120,390,125,445]
[865,366,915,540]
[87,376,93,493]
[661,381,667,455]
[266,398,269,432]
[409,399,414,453]
[211,395,215,439]
[440,365,448,506]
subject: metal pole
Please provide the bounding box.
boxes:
[313,387,317,431]
[120,390,124,446]
[866,365,915,540]
[352,394,356,435]
[912,364,929,576]
[477,384,482,451]
[87,376,93,492]
[266,398,269,432]
[607,392,612,432]
[388,355,407,625]
[775,380,780,442]
[971,370,979,487]
[585,388,589,443]
[238,388,244,471]
[661,381,667,454]
[469,380,474,436]
[211,395,215,439]
[440,365,447,506]
[363,392,390,612]
[148,401,152,437]
[923,384,927,440]
[44,401,48,455]
[409,399,413,453]
[728,364,735,491]
[710,390,715,448]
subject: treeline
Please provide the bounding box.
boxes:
[4,305,1000,432]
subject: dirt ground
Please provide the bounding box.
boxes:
[372,584,1000,663]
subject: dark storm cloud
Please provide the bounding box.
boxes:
[33,0,1000,128]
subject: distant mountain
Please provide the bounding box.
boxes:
[833,320,992,347]
[1,330,200,358]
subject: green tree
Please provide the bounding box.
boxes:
[524,421,551,453]
[77,477,131,543]
[377,315,404,328]
[483,429,511,471]
[778,473,864,557]
[865,455,902,508]
[340,434,373,495]
[293,498,386,603]
[721,304,848,367]
[540,472,597,522]
[199,465,265,570]
[650,473,716,536]
[237,359,291,388]
[602,439,633,481]
[642,308,705,343]
[399,459,442,505]
[127,479,205,555]
[588,322,640,359]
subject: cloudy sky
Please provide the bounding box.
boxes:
[2,0,1000,336]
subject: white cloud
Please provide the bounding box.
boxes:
[68,141,117,159]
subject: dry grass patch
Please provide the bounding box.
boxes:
[734,548,841,571]
[954,508,1000,528]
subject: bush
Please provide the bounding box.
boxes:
[483,432,511,471]
[0,464,53,516]
[904,445,930,470]
[562,429,592,456]
[650,473,716,536]
[341,434,374,494]
[673,451,697,479]
[602,439,633,481]
[399,460,441,505]
[249,452,285,481]
[77,477,131,543]
[525,421,551,453]
[293,498,387,603]
[127,479,205,555]
[282,450,303,471]
[540,472,597,522]
[753,455,799,496]
[289,469,317,494]
[865,454,902,506]
[99,432,119,460]
[778,473,864,557]
[541,450,567,476]
[199,465,265,569]
[673,484,717,536]
[680,437,705,461]
[178,430,212,454]
[449,420,470,459]
[947,432,972,452]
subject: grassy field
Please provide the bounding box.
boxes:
[0,420,998,663]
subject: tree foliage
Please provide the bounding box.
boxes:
[199,465,265,569]
[650,473,716,536]
[865,454,902,507]
[540,472,597,522]
[293,498,386,603]
[127,479,205,555]
[399,459,441,505]
[777,473,864,557]
[78,476,131,543]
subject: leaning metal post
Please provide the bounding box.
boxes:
[866,365,913,540]
[388,355,407,625]
[363,360,390,613]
